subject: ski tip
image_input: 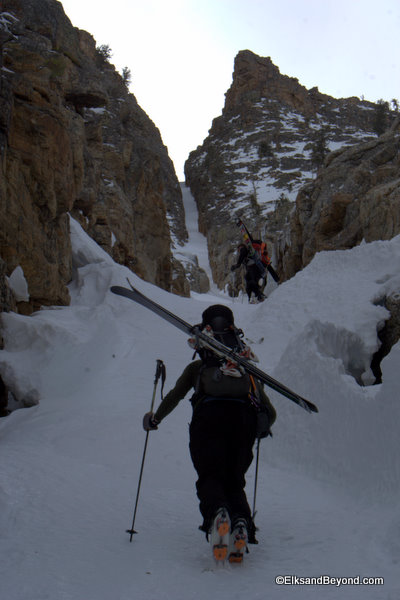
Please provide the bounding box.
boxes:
[110,285,135,297]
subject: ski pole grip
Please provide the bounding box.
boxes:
[155,359,165,383]
[153,359,166,401]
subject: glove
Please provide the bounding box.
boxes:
[143,412,159,431]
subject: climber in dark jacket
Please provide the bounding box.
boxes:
[231,243,266,302]
[143,304,276,546]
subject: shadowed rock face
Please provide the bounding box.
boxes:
[371,291,400,384]
[277,122,400,280]
[0,0,190,312]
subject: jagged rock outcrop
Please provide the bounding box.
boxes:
[277,121,400,279]
[0,0,191,312]
[185,49,394,292]
[173,251,210,294]
[371,290,400,383]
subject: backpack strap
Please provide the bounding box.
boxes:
[194,363,207,395]
[248,374,260,408]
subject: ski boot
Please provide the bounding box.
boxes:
[210,507,231,563]
[228,518,248,564]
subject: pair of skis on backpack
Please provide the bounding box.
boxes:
[210,508,248,565]
[110,282,318,414]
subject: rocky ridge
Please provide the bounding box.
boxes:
[184,49,397,291]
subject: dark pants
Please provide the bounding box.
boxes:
[189,399,257,531]
[245,265,264,300]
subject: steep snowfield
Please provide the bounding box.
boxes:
[1,198,399,599]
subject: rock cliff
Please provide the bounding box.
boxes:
[278,119,400,279]
[184,49,397,292]
[0,0,194,314]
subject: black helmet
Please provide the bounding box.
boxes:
[201,305,242,351]
[201,304,234,332]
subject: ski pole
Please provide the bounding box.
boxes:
[126,359,166,541]
[252,437,261,521]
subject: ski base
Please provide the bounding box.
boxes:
[228,520,248,564]
[210,508,230,565]
[213,544,228,562]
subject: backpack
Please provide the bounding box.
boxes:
[198,364,252,399]
[192,360,273,439]
[189,304,273,437]
[190,305,251,402]
[252,240,270,266]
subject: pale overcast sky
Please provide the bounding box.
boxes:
[60,0,400,180]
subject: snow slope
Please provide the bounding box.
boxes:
[1,198,399,599]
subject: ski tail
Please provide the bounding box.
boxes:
[267,264,280,283]
[210,508,230,564]
[228,519,248,564]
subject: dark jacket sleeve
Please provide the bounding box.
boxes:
[232,245,248,269]
[154,361,201,422]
